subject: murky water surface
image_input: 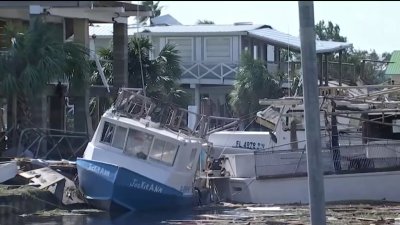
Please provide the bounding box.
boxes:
[2,202,400,225]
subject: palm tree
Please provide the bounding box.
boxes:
[90,36,188,120]
[138,1,163,25]
[0,17,90,146]
[196,20,215,25]
[229,52,282,123]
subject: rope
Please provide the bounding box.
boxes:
[137,1,146,97]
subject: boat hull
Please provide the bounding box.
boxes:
[76,158,192,212]
[213,170,400,204]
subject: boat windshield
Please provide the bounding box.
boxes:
[125,129,154,159]
[149,139,179,166]
[98,121,180,166]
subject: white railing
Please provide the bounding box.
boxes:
[254,142,400,179]
[180,62,239,83]
[179,62,286,84]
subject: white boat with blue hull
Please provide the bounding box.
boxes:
[77,159,192,211]
[77,89,238,212]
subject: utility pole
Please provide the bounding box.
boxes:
[298,1,327,225]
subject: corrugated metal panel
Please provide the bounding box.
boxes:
[140,24,269,33]
[89,24,113,37]
[385,51,400,75]
[248,28,353,54]
[89,24,269,38]
[89,24,138,37]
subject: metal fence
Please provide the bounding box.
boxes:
[17,128,89,160]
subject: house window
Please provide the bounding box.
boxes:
[267,45,275,62]
[166,37,193,62]
[149,138,179,166]
[124,128,154,160]
[204,37,232,61]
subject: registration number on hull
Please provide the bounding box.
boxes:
[234,141,265,150]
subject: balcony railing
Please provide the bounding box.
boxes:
[180,62,239,84]
[178,61,355,85]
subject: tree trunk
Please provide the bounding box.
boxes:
[11,94,18,150]
[331,101,341,172]
[7,93,34,156]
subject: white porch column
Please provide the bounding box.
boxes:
[71,18,93,136]
[191,83,201,114]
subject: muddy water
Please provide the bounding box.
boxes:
[2,202,400,225]
[0,208,202,225]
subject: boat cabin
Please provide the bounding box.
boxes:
[85,112,203,175]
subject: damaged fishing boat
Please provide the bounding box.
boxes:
[206,92,400,204]
[76,89,238,211]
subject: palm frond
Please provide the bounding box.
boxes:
[229,52,282,118]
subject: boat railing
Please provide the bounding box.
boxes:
[113,88,240,138]
[254,142,400,179]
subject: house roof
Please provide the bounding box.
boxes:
[385,51,400,76]
[150,14,182,26]
[140,24,271,34]
[89,23,353,53]
[89,23,270,37]
[0,1,151,23]
[248,28,352,54]
[89,24,138,37]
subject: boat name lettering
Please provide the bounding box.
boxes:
[88,164,111,177]
[129,179,163,193]
[234,141,265,150]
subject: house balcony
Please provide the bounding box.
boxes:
[179,62,239,85]
[179,61,283,85]
[178,60,356,87]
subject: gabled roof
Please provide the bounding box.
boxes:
[89,23,353,54]
[248,28,352,54]
[385,51,400,76]
[150,14,182,26]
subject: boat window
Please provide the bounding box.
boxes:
[284,110,326,131]
[150,139,165,161]
[111,126,127,149]
[149,139,179,166]
[186,148,197,170]
[100,122,115,144]
[124,129,154,160]
[285,110,304,130]
[163,142,179,165]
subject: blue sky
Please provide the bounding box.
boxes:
[130,1,400,55]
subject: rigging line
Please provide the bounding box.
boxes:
[287,25,291,97]
[137,1,146,97]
